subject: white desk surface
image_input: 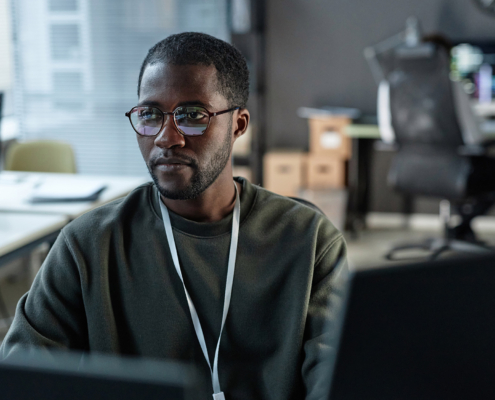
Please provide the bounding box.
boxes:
[0,171,150,219]
[473,101,495,118]
[0,212,68,258]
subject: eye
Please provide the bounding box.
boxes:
[138,108,159,120]
[175,107,208,123]
[187,110,207,120]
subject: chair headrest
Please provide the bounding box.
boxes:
[394,43,436,59]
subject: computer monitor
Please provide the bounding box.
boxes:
[328,253,495,400]
[0,348,195,400]
[451,41,495,103]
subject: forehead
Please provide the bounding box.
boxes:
[138,63,226,108]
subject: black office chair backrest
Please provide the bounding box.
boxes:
[384,44,464,148]
[374,44,473,199]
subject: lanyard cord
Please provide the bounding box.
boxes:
[158,183,240,399]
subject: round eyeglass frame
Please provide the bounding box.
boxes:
[125,105,240,137]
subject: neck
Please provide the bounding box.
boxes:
[160,173,240,223]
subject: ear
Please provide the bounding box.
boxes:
[233,108,250,141]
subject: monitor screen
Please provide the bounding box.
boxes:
[0,349,195,400]
[451,41,495,103]
[328,253,495,400]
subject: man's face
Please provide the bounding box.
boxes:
[137,62,234,200]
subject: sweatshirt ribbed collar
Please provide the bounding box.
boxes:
[150,177,257,238]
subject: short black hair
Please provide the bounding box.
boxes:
[137,32,249,108]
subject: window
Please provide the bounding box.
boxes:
[49,0,78,12]
[52,71,82,92]
[52,71,83,108]
[50,24,80,61]
[13,0,229,176]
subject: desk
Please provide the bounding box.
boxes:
[344,122,495,139]
[473,101,495,118]
[0,172,149,323]
[0,212,68,320]
[0,213,67,268]
[345,124,380,139]
[343,125,379,233]
[0,172,150,219]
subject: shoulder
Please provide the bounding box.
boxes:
[247,183,344,257]
[62,182,154,239]
[250,183,338,229]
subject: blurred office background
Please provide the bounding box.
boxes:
[266,0,495,147]
[2,0,495,338]
[2,0,494,203]
[2,0,228,176]
[265,0,495,215]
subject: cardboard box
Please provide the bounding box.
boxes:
[309,116,352,159]
[263,151,306,197]
[306,154,346,189]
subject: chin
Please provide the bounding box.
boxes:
[157,183,201,200]
[149,170,201,200]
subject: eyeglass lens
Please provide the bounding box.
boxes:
[130,106,209,137]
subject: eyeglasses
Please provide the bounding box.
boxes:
[125,105,240,137]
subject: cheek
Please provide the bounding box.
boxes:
[137,136,152,161]
[201,130,232,164]
[185,136,212,163]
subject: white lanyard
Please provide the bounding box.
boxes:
[158,183,240,400]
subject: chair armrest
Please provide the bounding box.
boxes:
[458,140,495,156]
[458,145,487,156]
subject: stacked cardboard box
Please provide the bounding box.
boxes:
[306,116,351,190]
[263,151,307,197]
[263,116,352,196]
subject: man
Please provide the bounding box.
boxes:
[1,32,347,399]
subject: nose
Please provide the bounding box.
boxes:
[154,114,186,149]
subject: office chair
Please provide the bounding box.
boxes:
[5,140,77,173]
[372,37,495,260]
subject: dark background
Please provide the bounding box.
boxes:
[264,0,495,213]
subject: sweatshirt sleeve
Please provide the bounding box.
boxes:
[302,234,349,400]
[0,230,88,359]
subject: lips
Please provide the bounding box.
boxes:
[152,156,193,173]
[154,156,191,166]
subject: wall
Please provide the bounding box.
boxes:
[266,0,495,150]
[265,0,495,215]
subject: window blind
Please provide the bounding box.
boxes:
[12,0,229,176]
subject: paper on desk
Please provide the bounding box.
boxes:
[30,180,107,202]
[0,174,23,184]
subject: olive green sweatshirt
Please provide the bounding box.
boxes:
[0,177,348,400]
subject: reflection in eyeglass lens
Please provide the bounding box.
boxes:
[132,107,162,136]
[175,107,209,136]
[130,106,210,136]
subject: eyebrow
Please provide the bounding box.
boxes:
[137,100,211,109]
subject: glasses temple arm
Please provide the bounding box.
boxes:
[211,107,240,117]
